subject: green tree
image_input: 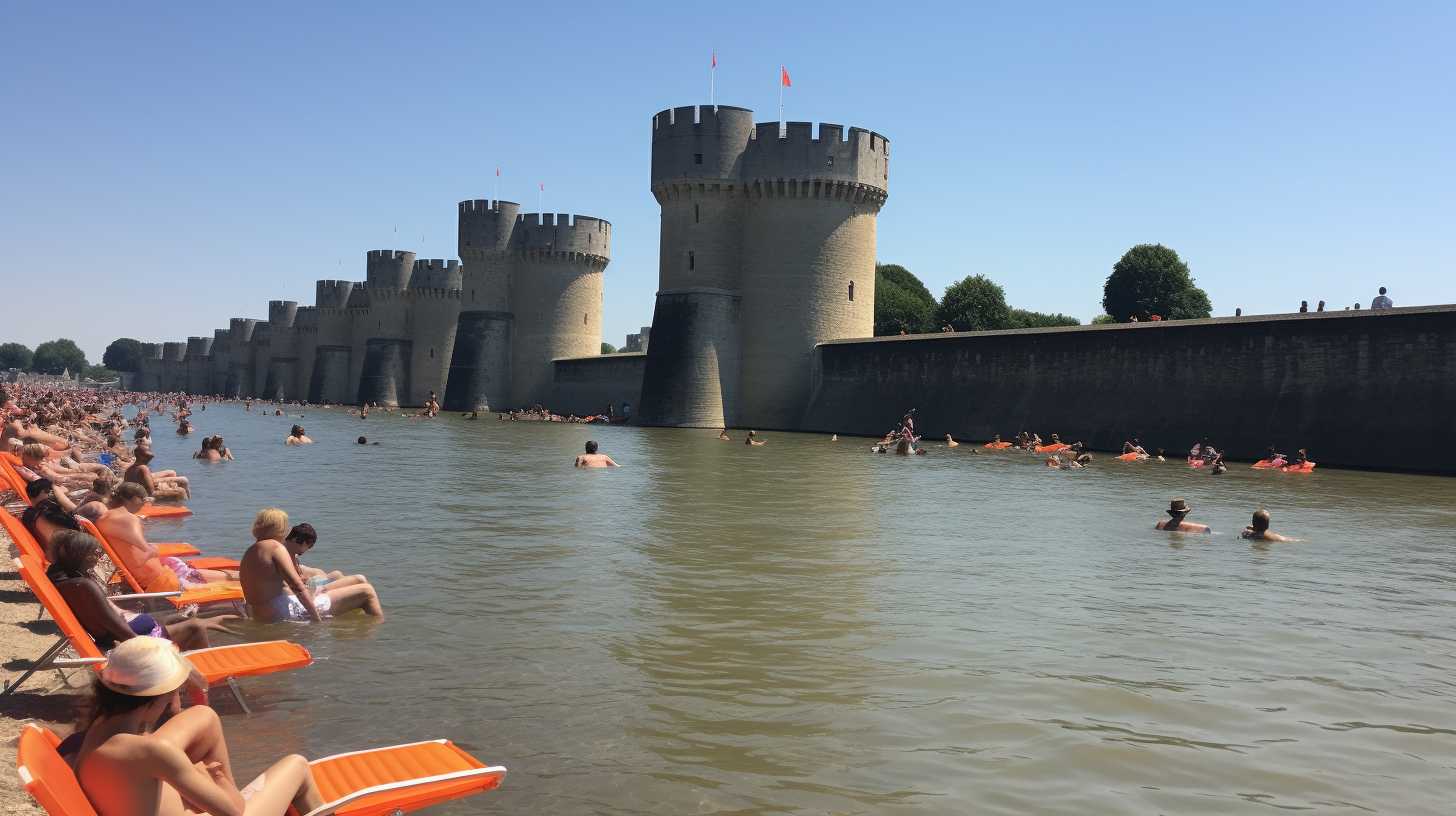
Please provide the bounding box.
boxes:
[874,263,937,335]
[1101,244,1212,321]
[83,364,119,381]
[937,275,1011,332]
[1006,309,1080,329]
[0,342,33,370]
[600,342,617,354]
[103,337,145,372]
[1091,314,1118,325]
[30,338,88,375]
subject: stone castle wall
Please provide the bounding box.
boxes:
[800,306,1456,473]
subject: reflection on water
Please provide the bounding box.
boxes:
[143,407,1456,815]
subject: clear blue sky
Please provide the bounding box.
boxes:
[3,1,1452,362]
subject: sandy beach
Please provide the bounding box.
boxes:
[0,521,71,815]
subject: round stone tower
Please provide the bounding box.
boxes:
[445,199,521,412]
[160,342,187,392]
[406,259,463,405]
[264,300,299,401]
[309,280,356,404]
[357,250,416,406]
[209,329,231,396]
[226,318,257,397]
[508,212,611,409]
[737,121,888,429]
[185,336,213,396]
[638,104,755,428]
[637,104,889,430]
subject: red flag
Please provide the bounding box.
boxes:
[781,66,791,87]
[711,51,717,69]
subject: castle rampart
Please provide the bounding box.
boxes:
[366,249,415,290]
[445,200,521,411]
[639,102,889,429]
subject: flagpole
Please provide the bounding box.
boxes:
[710,51,716,107]
[778,67,784,135]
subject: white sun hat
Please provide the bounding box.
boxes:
[99,636,193,697]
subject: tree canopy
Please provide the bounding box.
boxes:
[83,364,119,382]
[103,337,146,372]
[0,342,33,370]
[31,339,88,375]
[600,342,617,354]
[1006,309,1080,329]
[937,275,1011,332]
[874,263,937,335]
[1102,244,1212,321]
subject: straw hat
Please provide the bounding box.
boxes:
[1166,498,1192,516]
[99,636,193,697]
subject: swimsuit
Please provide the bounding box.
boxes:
[267,591,332,622]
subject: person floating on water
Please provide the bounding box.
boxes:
[575,440,621,467]
[1241,509,1293,542]
[285,425,313,445]
[746,430,767,447]
[1155,497,1211,533]
[718,429,731,441]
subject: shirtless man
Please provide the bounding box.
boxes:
[125,447,190,500]
[70,636,325,816]
[945,434,959,448]
[18,442,92,490]
[1241,509,1292,542]
[745,431,767,447]
[284,425,313,445]
[718,429,731,441]
[240,508,384,622]
[574,440,620,468]
[1155,498,1211,533]
[97,483,235,592]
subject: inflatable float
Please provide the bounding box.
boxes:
[1251,458,1286,469]
[1034,443,1071,453]
[1116,452,1145,462]
[983,441,1012,449]
[1281,461,1317,473]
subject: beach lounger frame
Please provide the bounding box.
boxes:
[16,725,507,816]
[3,555,311,713]
[75,517,245,612]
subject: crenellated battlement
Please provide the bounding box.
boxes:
[294,307,318,329]
[651,104,756,188]
[162,342,186,362]
[345,284,371,310]
[410,259,462,291]
[509,212,611,263]
[186,337,213,359]
[459,199,522,256]
[315,280,355,308]
[228,319,257,342]
[268,300,298,326]
[366,249,417,290]
[741,121,890,195]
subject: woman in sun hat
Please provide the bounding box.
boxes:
[66,636,325,816]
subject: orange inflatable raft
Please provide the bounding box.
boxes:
[1251,458,1286,469]
[983,441,1012,449]
[1281,461,1317,473]
[1034,443,1071,453]
[1115,452,1144,462]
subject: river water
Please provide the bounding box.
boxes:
[140,404,1455,814]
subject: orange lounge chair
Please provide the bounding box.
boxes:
[76,518,245,609]
[17,726,506,816]
[4,555,311,712]
[0,507,229,572]
[0,455,192,520]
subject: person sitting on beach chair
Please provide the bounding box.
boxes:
[240,508,384,623]
[97,483,236,592]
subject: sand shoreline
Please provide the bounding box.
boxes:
[0,519,74,814]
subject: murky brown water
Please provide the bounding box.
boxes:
[144,404,1456,814]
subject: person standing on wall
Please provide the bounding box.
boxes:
[1371,286,1394,309]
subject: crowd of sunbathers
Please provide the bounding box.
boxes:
[3,383,395,814]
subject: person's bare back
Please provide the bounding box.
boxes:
[96,506,164,588]
[574,440,619,468]
[240,537,312,622]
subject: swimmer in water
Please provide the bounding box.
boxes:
[945,434,959,448]
[1241,508,1292,542]
[718,429,731,441]
[746,430,766,447]
[575,440,620,468]
[1155,498,1210,533]
[830,434,839,442]
[285,425,313,445]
